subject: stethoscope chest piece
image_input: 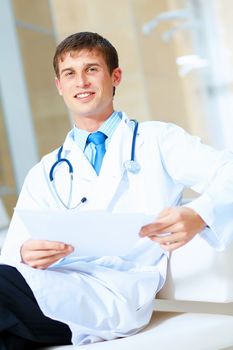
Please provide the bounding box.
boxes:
[124,160,141,174]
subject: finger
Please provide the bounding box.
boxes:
[25,239,69,251]
[149,231,184,245]
[140,210,181,237]
[156,207,190,228]
[160,240,186,252]
[140,220,183,238]
[23,245,73,262]
[140,221,171,237]
[27,247,74,268]
[29,252,71,269]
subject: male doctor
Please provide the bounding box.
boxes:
[1,31,233,349]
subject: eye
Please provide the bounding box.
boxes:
[64,71,74,77]
[87,66,98,72]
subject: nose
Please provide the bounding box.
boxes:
[75,72,90,88]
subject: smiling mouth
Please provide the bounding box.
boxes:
[74,92,95,99]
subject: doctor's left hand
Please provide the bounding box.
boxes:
[21,239,74,269]
[139,207,206,252]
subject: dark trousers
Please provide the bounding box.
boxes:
[0,265,72,350]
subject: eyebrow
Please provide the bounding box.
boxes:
[86,63,102,68]
[60,63,102,75]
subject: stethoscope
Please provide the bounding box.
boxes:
[49,119,141,209]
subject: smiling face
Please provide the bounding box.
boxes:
[55,49,122,131]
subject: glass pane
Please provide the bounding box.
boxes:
[0,97,17,218]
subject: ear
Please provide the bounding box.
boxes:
[112,67,122,87]
[55,77,63,96]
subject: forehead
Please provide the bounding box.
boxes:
[58,49,107,68]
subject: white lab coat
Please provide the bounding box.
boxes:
[1,112,233,345]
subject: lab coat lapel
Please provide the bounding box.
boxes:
[89,115,144,211]
[62,131,96,182]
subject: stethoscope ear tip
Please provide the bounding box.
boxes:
[124,160,141,174]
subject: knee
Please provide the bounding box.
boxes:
[0,265,19,298]
[0,265,35,302]
[0,265,17,279]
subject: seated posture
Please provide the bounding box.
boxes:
[1,32,233,350]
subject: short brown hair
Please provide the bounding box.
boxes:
[53,32,119,78]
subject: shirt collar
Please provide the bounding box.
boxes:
[73,111,122,151]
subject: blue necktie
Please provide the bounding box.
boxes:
[86,131,107,175]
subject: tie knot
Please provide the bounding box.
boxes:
[87,131,107,146]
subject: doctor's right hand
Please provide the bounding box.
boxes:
[20,239,74,269]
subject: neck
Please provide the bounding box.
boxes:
[74,111,114,132]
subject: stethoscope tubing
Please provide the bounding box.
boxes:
[130,119,138,162]
[49,147,73,182]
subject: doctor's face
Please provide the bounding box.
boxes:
[55,49,122,130]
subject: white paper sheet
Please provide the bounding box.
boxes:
[16,209,154,257]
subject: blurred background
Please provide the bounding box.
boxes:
[0,0,233,236]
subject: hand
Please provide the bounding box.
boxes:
[139,207,206,251]
[21,239,74,269]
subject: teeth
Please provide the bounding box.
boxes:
[77,92,91,98]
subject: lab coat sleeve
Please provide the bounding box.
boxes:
[0,163,49,264]
[157,123,233,250]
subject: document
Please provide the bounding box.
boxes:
[16,209,154,257]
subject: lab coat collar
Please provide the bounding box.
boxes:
[62,112,141,151]
[63,112,142,152]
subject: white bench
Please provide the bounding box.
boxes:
[41,234,233,350]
